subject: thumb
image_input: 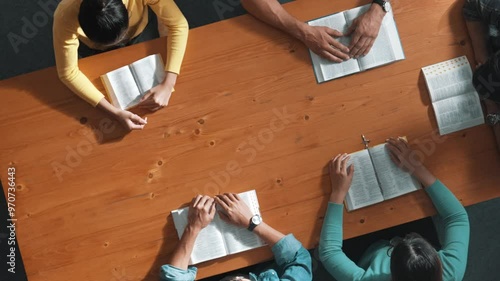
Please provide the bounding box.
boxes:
[348,164,355,177]
[346,20,357,35]
[218,211,230,223]
[140,91,153,102]
[130,114,147,125]
[325,27,343,37]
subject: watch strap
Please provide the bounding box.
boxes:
[372,0,388,12]
[247,215,260,231]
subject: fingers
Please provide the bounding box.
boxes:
[347,164,355,177]
[226,193,238,202]
[325,27,343,38]
[130,114,147,125]
[196,195,210,209]
[361,38,375,56]
[335,154,343,174]
[192,195,202,207]
[350,37,368,58]
[348,26,362,51]
[319,50,344,63]
[215,196,229,210]
[341,155,351,174]
[128,122,146,130]
[140,91,153,102]
[326,34,350,55]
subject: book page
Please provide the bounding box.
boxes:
[129,54,166,96]
[219,190,266,255]
[368,143,421,200]
[171,207,227,264]
[432,93,485,135]
[345,5,401,70]
[101,66,142,110]
[308,13,360,82]
[422,56,474,103]
[345,149,384,211]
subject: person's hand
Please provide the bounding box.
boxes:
[138,83,173,112]
[386,137,436,187]
[187,195,216,231]
[329,153,355,204]
[215,193,253,228]
[115,109,147,130]
[347,4,385,58]
[300,25,350,63]
[385,137,424,173]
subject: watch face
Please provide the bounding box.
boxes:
[251,215,262,225]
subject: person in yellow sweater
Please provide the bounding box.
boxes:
[53,0,188,130]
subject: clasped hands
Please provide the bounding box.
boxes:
[302,5,385,62]
[186,193,255,233]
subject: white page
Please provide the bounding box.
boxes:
[219,190,266,254]
[345,149,384,211]
[102,65,142,110]
[422,56,474,103]
[368,144,421,200]
[171,208,227,264]
[432,93,485,135]
[129,54,166,96]
[345,4,401,70]
[308,13,360,82]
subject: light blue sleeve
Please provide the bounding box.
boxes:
[159,265,197,281]
[426,180,470,281]
[251,234,313,281]
[319,203,366,281]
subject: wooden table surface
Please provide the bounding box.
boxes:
[2,0,500,280]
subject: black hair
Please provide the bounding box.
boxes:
[390,233,443,281]
[78,0,129,45]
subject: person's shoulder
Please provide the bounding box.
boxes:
[54,0,81,20]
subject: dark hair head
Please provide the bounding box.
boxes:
[390,233,443,281]
[78,0,129,45]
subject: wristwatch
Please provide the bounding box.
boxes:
[372,0,390,13]
[247,214,262,231]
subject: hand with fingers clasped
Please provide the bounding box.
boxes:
[301,25,351,63]
[329,153,355,204]
[215,193,254,228]
[187,195,217,232]
[115,109,148,131]
[138,82,173,112]
[347,4,385,58]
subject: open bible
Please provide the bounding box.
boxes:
[422,56,484,135]
[171,190,266,264]
[345,138,421,211]
[308,3,405,83]
[100,54,166,110]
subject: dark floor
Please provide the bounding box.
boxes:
[1,1,499,281]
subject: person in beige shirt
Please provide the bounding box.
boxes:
[53,0,188,130]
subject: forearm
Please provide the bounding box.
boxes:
[412,166,437,188]
[466,20,489,61]
[168,226,199,270]
[253,222,285,247]
[241,0,308,41]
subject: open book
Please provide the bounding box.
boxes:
[308,3,405,83]
[100,54,166,110]
[422,56,484,135]
[345,140,421,211]
[171,190,266,264]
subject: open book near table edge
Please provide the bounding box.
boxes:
[344,136,422,212]
[307,3,405,84]
[421,56,485,135]
[170,190,266,265]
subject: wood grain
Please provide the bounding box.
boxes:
[1,0,499,280]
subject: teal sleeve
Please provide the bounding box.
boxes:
[319,203,365,281]
[159,265,197,281]
[426,180,470,281]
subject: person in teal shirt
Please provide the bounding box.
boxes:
[320,137,470,281]
[160,193,312,281]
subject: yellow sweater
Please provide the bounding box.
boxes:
[53,0,189,106]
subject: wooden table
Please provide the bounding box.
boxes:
[1,0,500,280]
